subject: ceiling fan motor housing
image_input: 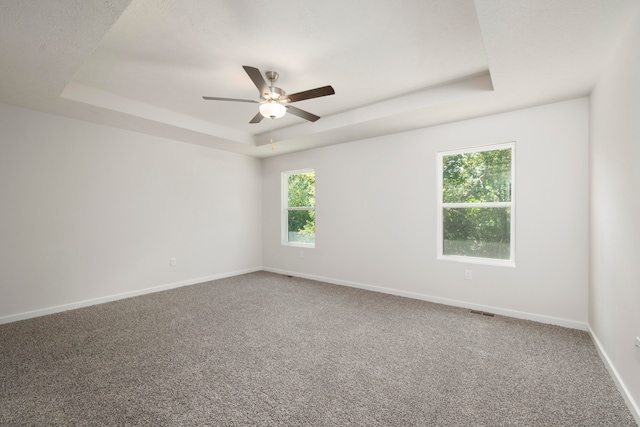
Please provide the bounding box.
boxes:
[265,86,286,101]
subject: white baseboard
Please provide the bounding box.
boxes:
[589,327,640,425]
[3,267,587,331]
[0,267,262,325]
[262,267,589,331]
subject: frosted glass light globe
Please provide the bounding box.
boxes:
[259,102,286,119]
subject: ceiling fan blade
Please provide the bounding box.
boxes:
[249,111,264,124]
[286,105,320,122]
[286,85,335,103]
[243,65,270,97]
[202,96,258,103]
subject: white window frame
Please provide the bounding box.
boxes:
[282,168,316,248]
[437,142,516,267]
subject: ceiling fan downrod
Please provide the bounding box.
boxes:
[264,71,286,101]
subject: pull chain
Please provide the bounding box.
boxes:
[269,117,275,150]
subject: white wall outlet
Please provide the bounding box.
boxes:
[464,269,472,280]
[170,257,177,266]
[635,337,640,360]
[299,250,304,259]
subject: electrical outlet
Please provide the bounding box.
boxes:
[299,250,304,259]
[464,269,472,280]
[170,257,177,267]
[635,337,640,361]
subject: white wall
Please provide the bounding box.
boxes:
[589,9,640,418]
[0,103,262,322]
[263,98,589,328]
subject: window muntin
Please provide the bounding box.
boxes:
[438,144,515,266]
[282,169,315,247]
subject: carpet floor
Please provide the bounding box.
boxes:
[0,271,636,426]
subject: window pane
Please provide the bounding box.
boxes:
[443,207,511,259]
[288,209,315,244]
[443,148,511,203]
[288,172,315,207]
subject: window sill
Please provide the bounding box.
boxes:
[283,242,315,249]
[438,255,515,268]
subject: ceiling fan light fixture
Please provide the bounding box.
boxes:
[259,101,286,119]
[202,66,334,124]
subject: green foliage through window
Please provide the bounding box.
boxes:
[285,171,315,245]
[443,148,511,204]
[440,145,514,263]
[443,207,511,260]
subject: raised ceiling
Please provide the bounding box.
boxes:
[1,0,638,157]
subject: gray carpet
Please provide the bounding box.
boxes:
[0,271,636,426]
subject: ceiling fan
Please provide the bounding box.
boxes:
[203,66,335,124]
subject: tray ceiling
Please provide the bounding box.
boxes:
[1,0,638,157]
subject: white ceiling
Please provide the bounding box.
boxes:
[1,0,638,157]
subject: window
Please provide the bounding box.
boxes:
[437,143,515,266]
[282,169,315,247]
